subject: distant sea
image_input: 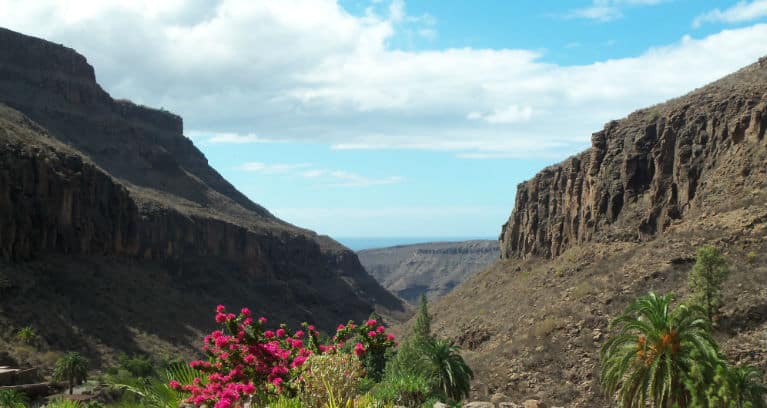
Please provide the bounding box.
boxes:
[336,237,496,251]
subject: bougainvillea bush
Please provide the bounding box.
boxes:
[170,305,396,408]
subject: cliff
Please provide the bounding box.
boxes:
[358,240,499,302]
[0,27,405,364]
[500,57,767,259]
[428,57,767,406]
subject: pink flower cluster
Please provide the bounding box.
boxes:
[173,306,397,407]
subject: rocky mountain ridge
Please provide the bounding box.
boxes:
[358,240,499,302]
[501,57,767,259]
[0,27,405,364]
[431,57,767,406]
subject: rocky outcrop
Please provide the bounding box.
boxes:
[358,240,499,302]
[0,27,405,360]
[501,57,767,259]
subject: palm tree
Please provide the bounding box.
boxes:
[600,292,718,407]
[53,352,89,395]
[419,339,473,402]
[726,364,767,408]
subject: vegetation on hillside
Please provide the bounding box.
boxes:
[600,246,767,407]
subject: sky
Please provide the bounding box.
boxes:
[1,0,767,239]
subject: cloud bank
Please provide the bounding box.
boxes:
[1,1,767,160]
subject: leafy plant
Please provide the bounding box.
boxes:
[15,325,37,345]
[373,372,430,407]
[413,294,432,344]
[689,245,729,323]
[113,362,198,408]
[0,389,27,408]
[299,354,365,407]
[419,339,473,402]
[600,292,717,407]
[54,352,90,395]
[117,353,155,378]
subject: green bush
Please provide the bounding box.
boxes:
[0,389,27,408]
[117,354,155,378]
[373,372,430,407]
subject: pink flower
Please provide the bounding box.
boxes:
[354,342,365,356]
[259,317,267,324]
[264,330,275,339]
[376,325,386,334]
[337,324,345,331]
[387,333,395,341]
[294,330,304,339]
[241,307,251,316]
[276,328,286,338]
[169,380,180,389]
[365,319,377,327]
[368,331,377,337]
[216,304,226,313]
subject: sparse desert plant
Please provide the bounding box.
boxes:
[600,292,717,407]
[689,245,729,323]
[15,325,37,344]
[53,352,90,395]
[747,251,759,264]
[0,389,28,408]
[531,317,560,338]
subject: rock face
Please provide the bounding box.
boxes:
[358,240,499,302]
[0,27,405,361]
[431,56,767,407]
[500,57,767,259]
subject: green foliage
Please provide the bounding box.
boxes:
[299,353,365,407]
[373,372,430,407]
[686,358,767,408]
[689,245,729,323]
[54,352,90,395]
[413,294,432,344]
[747,251,758,264]
[0,389,27,408]
[110,362,198,408]
[600,292,717,407]
[15,325,37,345]
[117,353,155,378]
[43,399,83,408]
[418,339,473,402]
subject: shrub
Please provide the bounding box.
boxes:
[747,251,759,264]
[117,353,155,378]
[373,372,430,407]
[15,325,37,344]
[173,305,396,407]
[299,353,365,407]
[0,389,27,408]
[418,339,473,402]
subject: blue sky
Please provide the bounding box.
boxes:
[2,0,767,239]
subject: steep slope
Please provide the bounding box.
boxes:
[432,57,767,406]
[0,27,405,365]
[358,240,499,303]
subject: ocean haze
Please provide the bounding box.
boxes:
[337,237,496,251]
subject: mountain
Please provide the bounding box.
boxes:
[358,240,499,303]
[430,57,767,406]
[0,27,405,366]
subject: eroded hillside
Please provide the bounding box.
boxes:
[433,57,767,407]
[0,27,406,366]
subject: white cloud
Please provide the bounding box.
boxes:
[190,132,279,144]
[238,162,311,174]
[468,105,534,124]
[693,0,767,28]
[565,0,668,22]
[2,1,767,160]
[236,161,403,187]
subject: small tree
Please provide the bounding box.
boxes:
[419,339,473,402]
[53,352,89,395]
[689,245,729,323]
[413,293,432,344]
